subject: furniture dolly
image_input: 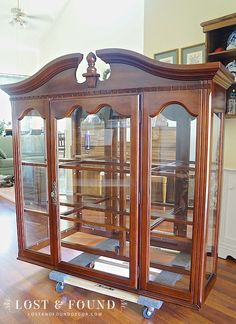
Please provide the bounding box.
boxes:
[49,270,163,319]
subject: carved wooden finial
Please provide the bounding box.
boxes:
[82,52,100,88]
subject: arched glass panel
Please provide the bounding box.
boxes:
[57,106,132,278]
[19,110,50,254]
[149,104,197,290]
[20,110,46,163]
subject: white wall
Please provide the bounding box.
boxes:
[0,43,39,123]
[0,0,144,122]
[39,0,144,71]
[0,47,39,76]
[144,0,236,58]
[0,45,39,123]
[144,0,236,168]
[224,119,236,168]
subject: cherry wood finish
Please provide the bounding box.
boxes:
[1,49,233,309]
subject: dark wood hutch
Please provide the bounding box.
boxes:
[201,13,236,117]
[1,49,233,310]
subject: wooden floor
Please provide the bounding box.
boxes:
[0,197,236,324]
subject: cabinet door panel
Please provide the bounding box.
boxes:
[141,96,199,301]
[51,95,139,288]
[17,109,52,259]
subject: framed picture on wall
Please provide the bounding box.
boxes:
[181,43,205,64]
[154,49,179,64]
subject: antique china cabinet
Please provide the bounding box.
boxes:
[1,49,233,310]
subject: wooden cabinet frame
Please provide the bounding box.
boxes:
[1,49,233,308]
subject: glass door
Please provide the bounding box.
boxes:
[141,100,199,301]
[17,108,52,263]
[51,95,139,288]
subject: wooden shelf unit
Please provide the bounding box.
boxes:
[201,13,236,117]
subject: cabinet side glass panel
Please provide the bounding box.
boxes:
[19,110,50,254]
[57,107,131,278]
[149,104,197,290]
[20,112,46,163]
[206,112,222,282]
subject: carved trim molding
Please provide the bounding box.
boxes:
[10,83,210,101]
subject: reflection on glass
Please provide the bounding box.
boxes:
[57,107,131,278]
[59,169,130,214]
[24,210,50,254]
[22,166,48,212]
[149,104,197,290]
[20,110,46,163]
[20,110,50,255]
[206,113,221,281]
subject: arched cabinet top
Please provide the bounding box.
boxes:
[1,53,83,96]
[1,48,234,99]
[96,48,233,86]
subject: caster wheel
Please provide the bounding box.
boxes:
[142,306,155,319]
[88,261,95,269]
[56,282,64,293]
[115,245,120,254]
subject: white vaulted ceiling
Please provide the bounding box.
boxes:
[0,0,145,76]
[0,0,69,49]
